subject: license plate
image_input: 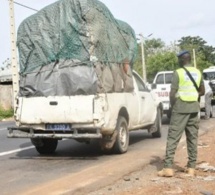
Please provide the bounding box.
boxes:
[45,124,71,131]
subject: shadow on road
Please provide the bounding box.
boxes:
[12,139,103,160]
[11,118,170,160]
[129,130,154,146]
[12,130,161,160]
[149,156,185,173]
[149,156,164,171]
[19,142,32,148]
[162,116,170,125]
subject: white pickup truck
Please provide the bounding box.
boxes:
[8,71,163,155]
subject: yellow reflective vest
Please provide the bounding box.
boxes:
[176,67,201,102]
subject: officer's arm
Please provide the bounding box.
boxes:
[198,83,205,96]
[170,71,178,107]
[170,88,177,107]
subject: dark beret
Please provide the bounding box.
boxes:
[177,50,190,57]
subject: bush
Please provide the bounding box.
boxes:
[0,107,14,120]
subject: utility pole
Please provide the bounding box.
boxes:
[193,49,197,68]
[139,34,147,82]
[138,33,153,83]
[9,0,19,110]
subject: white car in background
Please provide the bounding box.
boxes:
[151,69,214,119]
[151,71,173,118]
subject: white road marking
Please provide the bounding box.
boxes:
[0,128,7,131]
[0,146,34,157]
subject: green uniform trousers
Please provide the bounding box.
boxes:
[164,112,199,168]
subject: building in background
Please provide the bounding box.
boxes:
[0,58,12,83]
[0,59,13,110]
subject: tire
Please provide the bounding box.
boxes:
[113,116,129,154]
[31,138,58,155]
[152,109,162,138]
[166,109,171,119]
[210,106,213,118]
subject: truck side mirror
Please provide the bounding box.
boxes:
[151,83,157,89]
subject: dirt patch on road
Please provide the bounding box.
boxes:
[90,128,215,195]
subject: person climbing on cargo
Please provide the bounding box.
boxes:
[121,58,134,92]
[158,50,205,177]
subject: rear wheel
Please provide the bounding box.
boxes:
[166,109,171,119]
[210,106,213,118]
[113,116,129,154]
[31,138,58,155]
[152,109,162,138]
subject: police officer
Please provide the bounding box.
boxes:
[158,50,205,177]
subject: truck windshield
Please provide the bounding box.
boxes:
[155,73,173,84]
[203,72,215,80]
[165,73,173,84]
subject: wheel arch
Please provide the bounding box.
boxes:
[118,107,129,124]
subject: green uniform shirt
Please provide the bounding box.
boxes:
[171,66,203,113]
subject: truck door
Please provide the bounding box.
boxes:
[133,74,157,125]
[154,73,172,112]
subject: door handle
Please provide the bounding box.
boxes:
[141,96,145,99]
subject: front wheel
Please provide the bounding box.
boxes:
[113,116,129,154]
[152,109,162,138]
[31,138,58,155]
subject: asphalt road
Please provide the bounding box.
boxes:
[0,118,169,194]
[0,115,212,195]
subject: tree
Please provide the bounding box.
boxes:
[133,38,178,82]
[146,51,178,82]
[133,38,166,79]
[178,36,215,71]
[133,36,215,82]
[145,38,165,55]
[133,43,142,76]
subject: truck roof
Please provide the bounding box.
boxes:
[155,71,173,74]
[203,66,215,73]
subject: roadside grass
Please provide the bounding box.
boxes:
[0,107,14,120]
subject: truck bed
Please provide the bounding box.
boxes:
[16,95,99,125]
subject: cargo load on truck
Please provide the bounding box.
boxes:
[17,0,137,97]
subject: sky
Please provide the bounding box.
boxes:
[1,0,215,65]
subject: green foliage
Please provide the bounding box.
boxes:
[0,107,14,120]
[133,38,177,82]
[145,38,165,55]
[133,44,142,76]
[133,36,215,83]
[178,36,206,50]
[147,51,178,82]
[178,36,215,70]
